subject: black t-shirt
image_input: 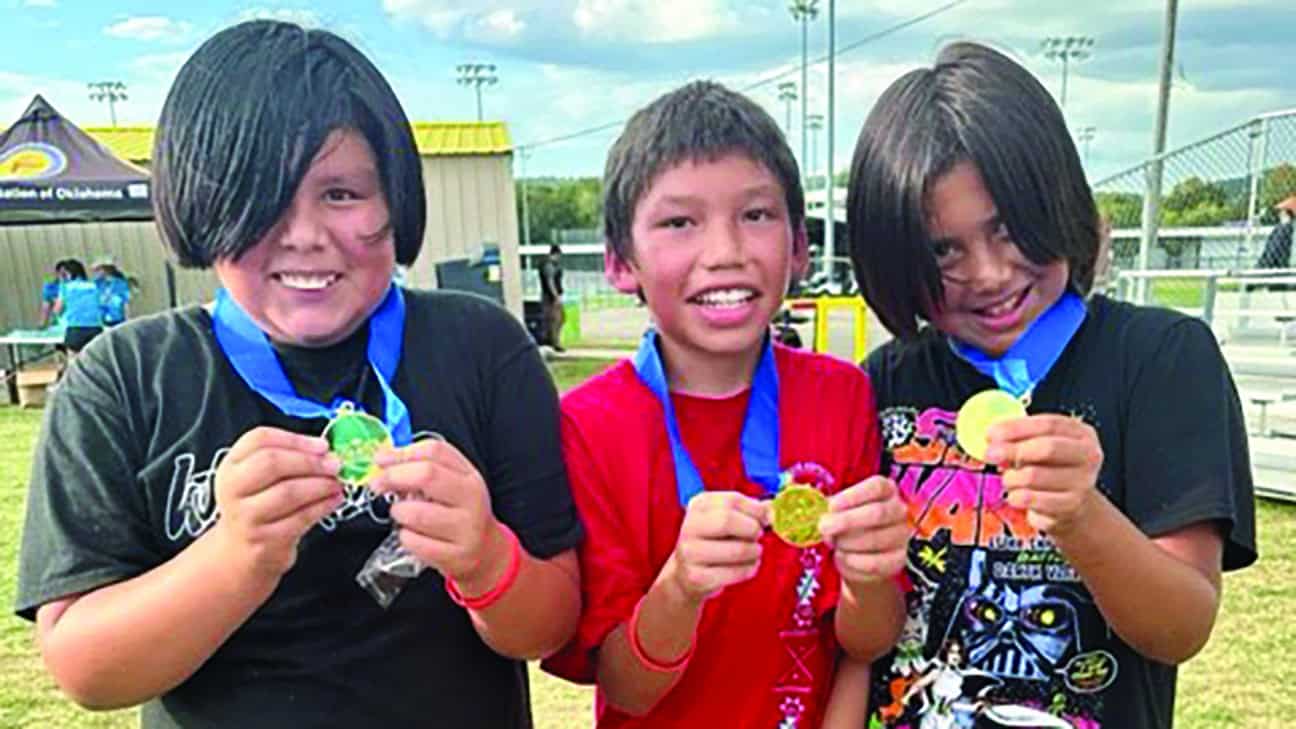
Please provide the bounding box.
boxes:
[16,288,583,729]
[862,295,1256,729]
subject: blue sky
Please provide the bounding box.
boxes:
[2,0,1293,182]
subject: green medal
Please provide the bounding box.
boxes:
[322,402,393,486]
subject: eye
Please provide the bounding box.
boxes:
[1027,605,1064,629]
[658,216,693,230]
[968,597,1002,625]
[744,207,776,222]
[993,222,1013,243]
[324,188,360,202]
[931,239,959,262]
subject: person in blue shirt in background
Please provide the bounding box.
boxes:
[91,257,133,327]
[39,271,62,329]
[52,259,104,353]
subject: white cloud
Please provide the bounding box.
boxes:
[474,9,525,41]
[104,16,193,43]
[572,0,738,43]
[21,0,57,7]
[130,51,192,82]
[235,8,324,28]
[381,0,473,37]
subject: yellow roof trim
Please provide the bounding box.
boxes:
[84,121,512,163]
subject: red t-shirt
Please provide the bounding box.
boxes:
[542,345,881,728]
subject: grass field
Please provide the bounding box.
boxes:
[2,356,1294,727]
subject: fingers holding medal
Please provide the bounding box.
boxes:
[668,492,770,604]
[322,403,393,487]
[959,389,1105,538]
[819,476,910,585]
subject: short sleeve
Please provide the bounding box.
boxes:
[541,409,650,684]
[1122,318,1256,571]
[481,321,583,560]
[15,346,161,620]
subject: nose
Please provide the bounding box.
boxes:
[274,194,326,252]
[959,239,1014,293]
[697,218,745,269]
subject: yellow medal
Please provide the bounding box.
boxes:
[771,483,830,547]
[955,389,1027,462]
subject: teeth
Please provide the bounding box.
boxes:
[982,294,1019,317]
[278,273,337,290]
[695,288,755,307]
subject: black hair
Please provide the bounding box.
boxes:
[152,20,425,268]
[846,42,1099,340]
[55,258,87,280]
[603,80,804,262]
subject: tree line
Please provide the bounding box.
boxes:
[516,164,1296,247]
[1096,163,1296,229]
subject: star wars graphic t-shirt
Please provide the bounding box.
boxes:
[863,295,1256,729]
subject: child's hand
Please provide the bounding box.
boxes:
[665,492,770,605]
[369,439,503,587]
[820,476,910,585]
[212,427,345,581]
[985,414,1104,538]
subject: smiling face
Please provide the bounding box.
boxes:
[607,153,807,388]
[925,161,1070,357]
[213,128,395,347]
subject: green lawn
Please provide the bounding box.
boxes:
[2,358,1294,727]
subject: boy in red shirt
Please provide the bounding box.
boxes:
[541,81,909,728]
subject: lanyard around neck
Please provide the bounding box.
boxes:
[631,329,780,505]
[212,284,412,446]
[948,291,1087,403]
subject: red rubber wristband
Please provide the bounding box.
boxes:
[446,524,522,611]
[627,596,694,672]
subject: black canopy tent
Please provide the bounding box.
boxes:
[0,95,151,224]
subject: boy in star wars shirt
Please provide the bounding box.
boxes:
[848,43,1256,728]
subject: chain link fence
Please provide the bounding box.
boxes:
[1093,109,1296,322]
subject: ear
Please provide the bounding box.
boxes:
[790,221,811,280]
[604,248,641,294]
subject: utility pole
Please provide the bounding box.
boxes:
[1137,0,1179,302]
[87,81,127,127]
[456,63,498,121]
[518,147,532,248]
[807,113,824,183]
[1041,36,1094,109]
[789,0,820,180]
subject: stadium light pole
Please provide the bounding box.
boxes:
[807,112,824,183]
[1077,125,1097,167]
[87,81,127,127]
[777,81,798,136]
[456,63,498,121]
[822,0,836,278]
[1041,35,1094,109]
[789,0,820,180]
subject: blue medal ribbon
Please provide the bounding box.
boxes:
[212,284,412,446]
[632,329,780,506]
[949,291,1088,401]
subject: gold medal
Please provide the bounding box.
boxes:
[771,483,830,547]
[956,389,1027,462]
[322,403,393,486]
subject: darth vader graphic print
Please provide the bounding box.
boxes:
[870,405,1117,729]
